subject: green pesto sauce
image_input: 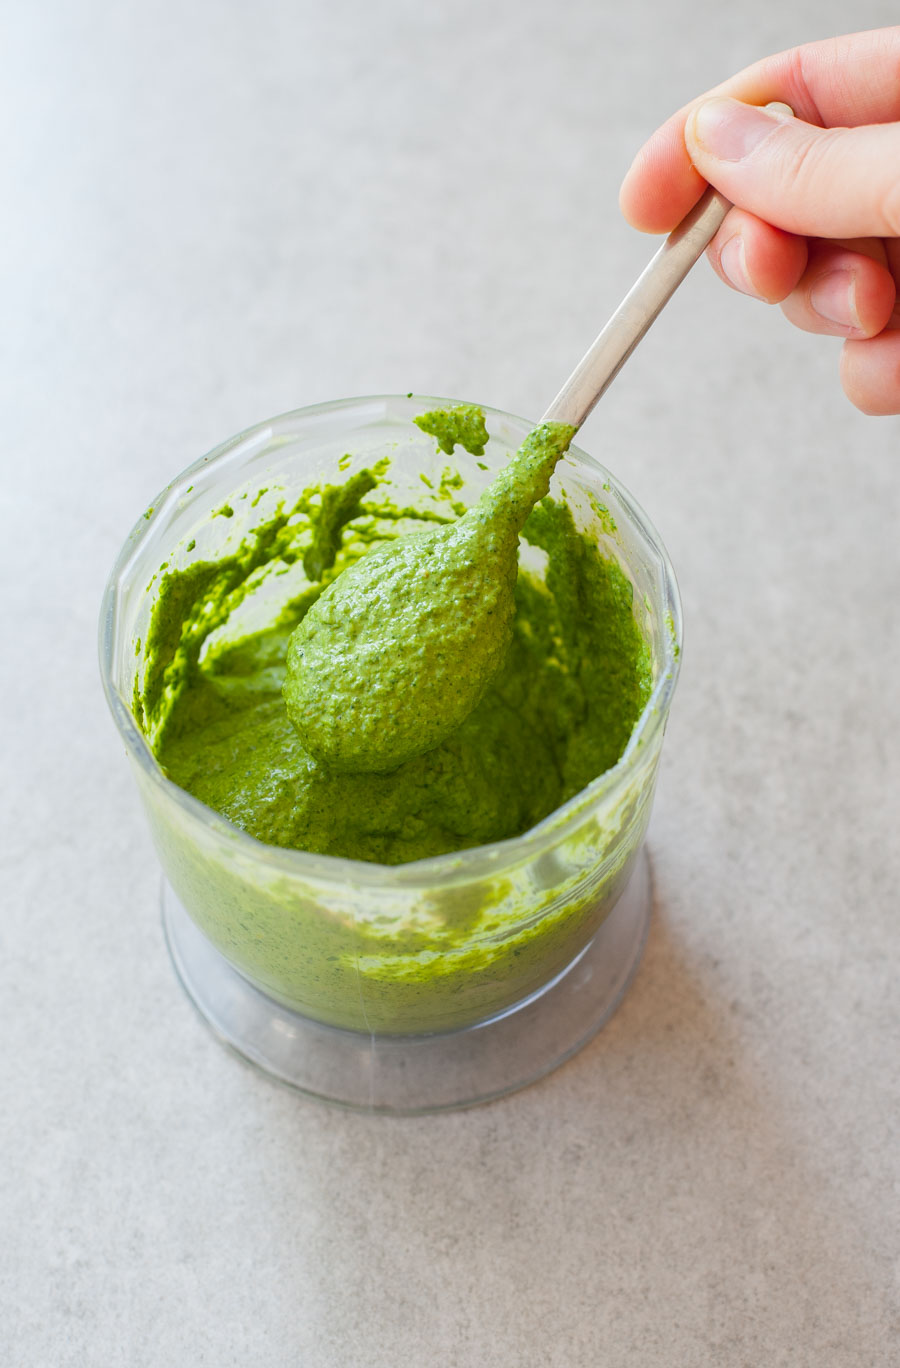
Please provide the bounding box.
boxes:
[413,402,489,455]
[283,412,577,773]
[140,412,651,868]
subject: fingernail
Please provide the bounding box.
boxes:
[809,270,860,329]
[718,235,764,299]
[690,97,787,162]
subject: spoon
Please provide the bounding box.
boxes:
[284,105,793,774]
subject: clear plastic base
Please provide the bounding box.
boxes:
[162,848,652,1114]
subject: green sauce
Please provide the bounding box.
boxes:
[283,412,577,773]
[413,402,489,456]
[134,406,656,1030]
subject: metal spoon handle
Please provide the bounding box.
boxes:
[541,186,730,428]
[542,101,795,431]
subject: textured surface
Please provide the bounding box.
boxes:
[3,2,899,1364]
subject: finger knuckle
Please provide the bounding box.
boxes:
[776,126,833,195]
[880,175,900,239]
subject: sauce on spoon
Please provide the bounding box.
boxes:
[283,406,575,773]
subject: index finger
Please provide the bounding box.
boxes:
[619,27,900,233]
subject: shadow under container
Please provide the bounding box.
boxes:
[100,396,682,1112]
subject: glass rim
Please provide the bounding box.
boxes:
[99,394,683,889]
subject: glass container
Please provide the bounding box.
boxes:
[99,396,681,1112]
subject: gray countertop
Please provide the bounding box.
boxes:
[4,1,899,1363]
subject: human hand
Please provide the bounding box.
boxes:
[619,28,900,415]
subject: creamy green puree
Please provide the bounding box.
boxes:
[284,409,577,772]
[134,406,654,1031]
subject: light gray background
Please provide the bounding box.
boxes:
[3,2,899,1364]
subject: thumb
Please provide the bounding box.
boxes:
[685,97,900,239]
